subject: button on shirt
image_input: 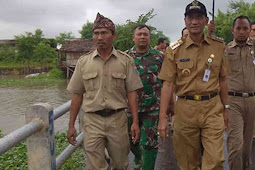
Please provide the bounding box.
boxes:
[159,35,230,96]
[227,39,255,92]
[67,47,143,112]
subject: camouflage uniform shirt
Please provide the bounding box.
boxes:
[127,46,164,113]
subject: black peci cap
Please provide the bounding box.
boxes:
[185,0,207,17]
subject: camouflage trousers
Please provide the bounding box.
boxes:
[128,110,159,170]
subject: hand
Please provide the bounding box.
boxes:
[131,122,140,144]
[158,116,169,142]
[223,109,230,131]
[67,127,77,145]
[208,20,216,36]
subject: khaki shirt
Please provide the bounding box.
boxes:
[227,39,255,92]
[159,35,230,96]
[67,47,143,112]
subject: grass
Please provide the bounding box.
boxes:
[0,68,66,86]
[0,130,86,170]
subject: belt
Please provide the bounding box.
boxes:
[228,92,255,98]
[179,93,218,101]
[93,108,125,117]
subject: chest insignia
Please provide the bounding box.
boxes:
[179,58,190,62]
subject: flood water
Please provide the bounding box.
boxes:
[0,76,72,135]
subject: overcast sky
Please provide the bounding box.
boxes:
[0,0,254,43]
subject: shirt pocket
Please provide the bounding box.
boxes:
[112,72,126,89]
[177,60,194,81]
[83,72,99,91]
[228,55,240,72]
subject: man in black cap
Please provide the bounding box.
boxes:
[158,0,230,169]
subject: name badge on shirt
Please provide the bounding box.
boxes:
[203,69,211,82]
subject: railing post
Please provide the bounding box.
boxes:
[26,103,56,170]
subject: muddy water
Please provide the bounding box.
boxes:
[0,79,72,135]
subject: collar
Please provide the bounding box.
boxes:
[129,46,156,55]
[92,46,118,59]
[230,39,252,48]
[184,34,210,49]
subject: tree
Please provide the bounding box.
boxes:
[0,45,17,62]
[214,0,255,43]
[79,21,93,39]
[79,9,169,51]
[55,32,75,45]
[15,29,44,63]
[33,42,56,68]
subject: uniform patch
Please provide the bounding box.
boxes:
[170,39,183,50]
[134,67,138,72]
[179,58,190,62]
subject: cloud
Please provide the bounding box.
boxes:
[0,0,254,42]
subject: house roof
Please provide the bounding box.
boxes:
[0,39,17,45]
[60,39,94,52]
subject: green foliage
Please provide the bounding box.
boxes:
[55,132,86,170]
[0,131,85,170]
[79,9,169,51]
[15,29,44,63]
[214,0,255,43]
[115,9,169,51]
[32,68,65,79]
[79,21,93,40]
[55,32,75,45]
[0,44,17,62]
[0,130,28,170]
[33,42,57,67]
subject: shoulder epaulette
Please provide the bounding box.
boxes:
[208,35,224,43]
[79,50,93,59]
[170,39,183,50]
[117,50,131,58]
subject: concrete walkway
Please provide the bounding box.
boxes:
[129,132,255,170]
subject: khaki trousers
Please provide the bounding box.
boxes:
[83,110,129,170]
[227,96,255,170]
[173,96,225,170]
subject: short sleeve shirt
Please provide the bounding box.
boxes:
[127,46,164,113]
[159,35,231,96]
[67,47,143,112]
[227,39,255,92]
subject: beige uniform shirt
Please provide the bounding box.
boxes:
[67,47,143,112]
[227,39,255,92]
[159,35,230,96]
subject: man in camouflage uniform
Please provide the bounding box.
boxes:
[126,25,169,170]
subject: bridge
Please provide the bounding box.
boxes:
[0,101,254,169]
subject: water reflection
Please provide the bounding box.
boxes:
[0,78,72,134]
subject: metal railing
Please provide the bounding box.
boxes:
[0,101,83,170]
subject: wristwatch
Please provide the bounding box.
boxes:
[224,105,230,109]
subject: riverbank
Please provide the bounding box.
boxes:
[0,67,66,86]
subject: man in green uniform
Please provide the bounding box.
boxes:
[126,25,173,170]
[226,15,255,170]
[66,13,143,170]
[158,1,231,169]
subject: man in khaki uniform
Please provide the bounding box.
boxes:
[157,1,231,169]
[66,13,143,170]
[226,16,255,170]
